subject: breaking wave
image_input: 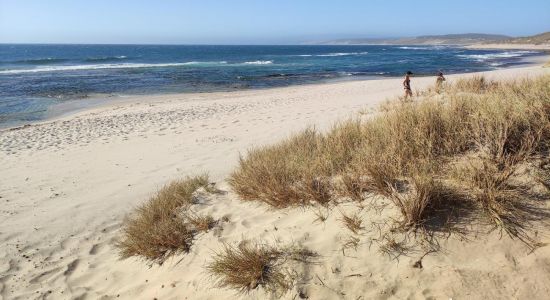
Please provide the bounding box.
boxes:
[0,61,229,74]
[296,52,369,57]
[457,51,536,61]
[243,60,273,65]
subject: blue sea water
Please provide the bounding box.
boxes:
[0,44,544,127]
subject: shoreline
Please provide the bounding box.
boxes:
[465,43,550,50]
[1,62,549,299]
[2,52,549,131]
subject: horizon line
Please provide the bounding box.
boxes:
[1,31,546,46]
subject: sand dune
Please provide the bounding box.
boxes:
[1,63,550,299]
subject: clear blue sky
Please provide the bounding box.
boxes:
[1,0,549,44]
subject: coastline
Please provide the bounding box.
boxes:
[1,62,550,299]
[465,43,550,50]
[3,51,549,131]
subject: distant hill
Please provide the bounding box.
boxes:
[316,33,516,45]
[490,32,550,45]
[410,33,510,44]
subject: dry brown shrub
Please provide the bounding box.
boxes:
[207,242,317,295]
[117,175,213,264]
[229,125,365,207]
[451,159,542,245]
[228,129,321,208]
[452,75,493,93]
[387,174,443,229]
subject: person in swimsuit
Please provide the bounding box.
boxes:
[403,71,413,99]
[436,71,446,94]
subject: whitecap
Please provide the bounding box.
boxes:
[243,60,273,65]
[317,52,368,57]
[398,46,426,50]
[0,61,229,74]
[457,51,535,61]
[398,46,447,50]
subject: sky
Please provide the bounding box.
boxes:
[0,0,549,44]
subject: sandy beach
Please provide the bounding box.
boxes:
[2,62,550,300]
[466,43,550,50]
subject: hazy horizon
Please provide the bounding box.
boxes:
[0,32,545,46]
[1,0,549,44]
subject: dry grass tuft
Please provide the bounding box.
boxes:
[228,129,322,208]
[207,242,317,294]
[187,213,216,232]
[386,174,447,230]
[229,123,364,208]
[377,234,412,260]
[208,243,287,294]
[342,235,361,251]
[117,175,213,264]
[340,211,364,234]
[338,173,369,201]
[451,158,545,246]
[312,207,329,224]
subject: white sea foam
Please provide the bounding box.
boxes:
[457,51,535,61]
[0,61,229,74]
[398,46,425,50]
[184,61,228,65]
[294,52,368,57]
[243,60,273,65]
[398,46,447,50]
[317,52,369,57]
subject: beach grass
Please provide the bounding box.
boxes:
[207,242,317,295]
[340,211,364,234]
[117,174,214,264]
[207,242,289,294]
[229,75,550,244]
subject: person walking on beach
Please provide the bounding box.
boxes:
[403,71,413,99]
[436,71,446,94]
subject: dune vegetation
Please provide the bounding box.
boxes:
[230,75,550,246]
[118,74,550,295]
[207,242,317,295]
[117,174,217,264]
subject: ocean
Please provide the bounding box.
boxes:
[0,44,544,127]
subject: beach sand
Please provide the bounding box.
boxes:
[466,43,550,50]
[1,63,550,299]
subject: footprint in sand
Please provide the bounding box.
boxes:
[29,267,63,284]
[64,259,79,276]
[240,220,251,228]
[89,244,102,255]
